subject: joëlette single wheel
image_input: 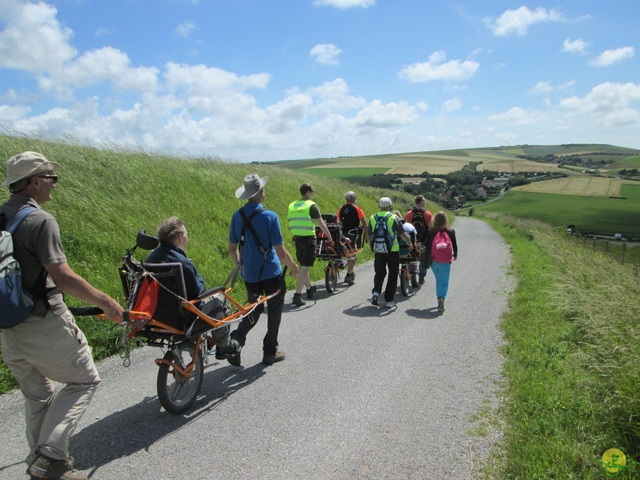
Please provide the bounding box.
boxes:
[157,342,203,413]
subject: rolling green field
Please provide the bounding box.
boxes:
[271,144,640,176]
[300,167,388,178]
[476,187,640,237]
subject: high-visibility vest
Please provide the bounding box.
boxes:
[369,211,400,252]
[288,200,316,236]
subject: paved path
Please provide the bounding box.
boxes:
[0,217,511,479]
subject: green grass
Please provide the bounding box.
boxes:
[476,189,640,237]
[0,133,432,392]
[478,212,640,479]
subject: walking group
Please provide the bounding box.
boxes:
[1,152,458,480]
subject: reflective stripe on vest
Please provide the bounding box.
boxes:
[287,200,316,236]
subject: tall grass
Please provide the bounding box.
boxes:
[479,212,640,478]
[0,133,433,392]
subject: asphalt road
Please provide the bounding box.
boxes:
[0,217,512,480]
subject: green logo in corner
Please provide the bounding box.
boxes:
[601,448,636,476]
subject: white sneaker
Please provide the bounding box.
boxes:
[385,301,395,308]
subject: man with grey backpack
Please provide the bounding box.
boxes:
[365,197,413,308]
[1,151,123,480]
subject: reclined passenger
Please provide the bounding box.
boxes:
[145,217,239,362]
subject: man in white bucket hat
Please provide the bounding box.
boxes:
[1,151,124,480]
[228,173,298,366]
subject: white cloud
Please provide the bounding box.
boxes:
[47,47,160,93]
[0,0,76,73]
[310,44,342,66]
[529,81,553,95]
[489,106,549,126]
[399,51,479,83]
[174,21,196,38]
[560,82,640,127]
[529,80,575,95]
[485,6,563,36]
[562,38,588,55]
[307,78,366,114]
[589,46,635,67]
[313,0,375,8]
[349,100,416,128]
[0,104,30,122]
[441,98,461,114]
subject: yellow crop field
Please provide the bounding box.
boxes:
[513,176,625,197]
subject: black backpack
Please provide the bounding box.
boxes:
[410,208,427,242]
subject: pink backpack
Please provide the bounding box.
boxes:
[431,230,453,263]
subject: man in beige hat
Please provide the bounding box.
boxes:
[228,173,299,366]
[1,151,124,480]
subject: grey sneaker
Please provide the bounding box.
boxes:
[28,454,87,480]
[385,301,396,308]
[306,285,317,300]
[292,293,306,306]
[262,350,286,365]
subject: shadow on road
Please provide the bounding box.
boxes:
[70,363,266,476]
[405,307,441,319]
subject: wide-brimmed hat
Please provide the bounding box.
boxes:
[379,197,392,208]
[235,173,268,199]
[2,151,59,187]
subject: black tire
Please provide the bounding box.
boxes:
[399,266,409,296]
[411,267,419,288]
[325,264,338,293]
[157,343,203,414]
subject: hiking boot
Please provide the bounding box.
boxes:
[306,285,317,300]
[262,350,286,366]
[385,301,396,308]
[437,297,445,313]
[215,340,240,360]
[292,293,306,307]
[370,293,379,306]
[28,454,87,480]
[344,273,355,285]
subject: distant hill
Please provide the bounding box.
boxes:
[268,144,640,176]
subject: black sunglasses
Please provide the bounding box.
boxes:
[37,175,59,184]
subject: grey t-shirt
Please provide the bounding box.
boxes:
[2,195,67,315]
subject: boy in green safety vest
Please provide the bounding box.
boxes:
[287,183,333,307]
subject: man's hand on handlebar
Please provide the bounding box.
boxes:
[100,297,125,321]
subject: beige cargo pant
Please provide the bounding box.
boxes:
[1,309,101,463]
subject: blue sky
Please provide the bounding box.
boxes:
[1,0,639,162]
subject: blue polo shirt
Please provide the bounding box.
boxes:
[229,202,284,283]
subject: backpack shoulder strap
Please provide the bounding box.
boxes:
[4,207,37,233]
[239,207,267,252]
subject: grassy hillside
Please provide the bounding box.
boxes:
[477,212,640,478]
[0,134,439,391]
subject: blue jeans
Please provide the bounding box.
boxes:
[430,261,451,299]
